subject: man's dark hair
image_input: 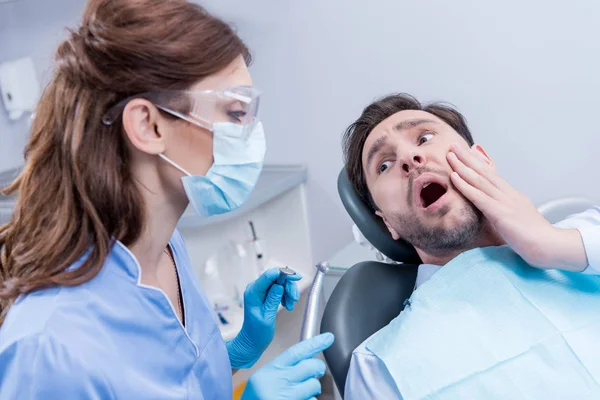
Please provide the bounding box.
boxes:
[342,93,475,210]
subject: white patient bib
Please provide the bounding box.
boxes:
[367,246,600,400]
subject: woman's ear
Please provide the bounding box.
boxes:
[122,99,166,155]
[471,144,495,169]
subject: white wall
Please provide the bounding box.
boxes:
[205,0,600,262]
[0,0,85,171]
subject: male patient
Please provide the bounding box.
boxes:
[341,94,600,399]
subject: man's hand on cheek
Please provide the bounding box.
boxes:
[446,144,587,271]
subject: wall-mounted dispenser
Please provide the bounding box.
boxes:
[0,57,40,121]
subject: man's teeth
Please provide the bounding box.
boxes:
[423,182,431,189]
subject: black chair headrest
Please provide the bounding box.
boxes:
[337,168,421,264]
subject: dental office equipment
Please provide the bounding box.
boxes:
[202,252,242,324]
[248,221,265,271]
[300,262,329,341]
[276,266,296,285]
[0,57,39,121]
[214,303,230,325]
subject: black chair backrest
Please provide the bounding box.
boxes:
[320,168,424,396]
[337,168,420,264]
[321,261,418,396]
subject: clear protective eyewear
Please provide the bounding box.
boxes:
[102,85,261,140]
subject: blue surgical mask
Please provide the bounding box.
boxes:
[160,121,266,217]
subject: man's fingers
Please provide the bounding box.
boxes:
[447,152,503,201]
[450,171,496,214]
[450,145,514,193]
[450,144,492,177]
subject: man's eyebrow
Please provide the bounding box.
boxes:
[394,118,438,132]
[365,135,389,172]
[365,119,439,172]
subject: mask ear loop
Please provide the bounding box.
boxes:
[159,153,193,177]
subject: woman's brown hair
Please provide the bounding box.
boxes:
[0,0,250,323]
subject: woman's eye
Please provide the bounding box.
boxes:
[418,132,434,145]
[228,110,246,122]
[378,160,393,174]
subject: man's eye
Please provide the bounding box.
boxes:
[418,132,434,145]
[378,160,393,174]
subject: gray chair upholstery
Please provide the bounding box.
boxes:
[321,260,417,397]
[321,169,422,396]
[336,167,420,263]
[538,197,598,224]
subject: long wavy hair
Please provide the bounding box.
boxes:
[0,0,250,324]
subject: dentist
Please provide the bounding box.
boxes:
[0,0,332,399]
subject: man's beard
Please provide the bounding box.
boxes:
[389,168,484,257]
[390,201,483,257]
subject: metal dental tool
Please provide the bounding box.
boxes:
[277,266,297,285]
[300,262,329,341]
[248,221,264,268]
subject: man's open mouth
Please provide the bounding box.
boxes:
[420,182,447,208]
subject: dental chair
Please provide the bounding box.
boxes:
[320,168,422,397]
[538,196,598,224]
[316,172,600,397]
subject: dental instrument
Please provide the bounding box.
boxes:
[300,262,329,341]
[277,266,297,286]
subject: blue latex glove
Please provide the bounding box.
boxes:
[242,333,335,400]
[227,268,302,369]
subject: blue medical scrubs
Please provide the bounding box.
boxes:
[0,231,232,399]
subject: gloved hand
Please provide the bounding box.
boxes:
[227,268,302,369]
[242,333,335,400]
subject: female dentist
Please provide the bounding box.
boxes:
[0,0,333,399]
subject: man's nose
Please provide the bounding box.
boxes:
[400,151,426,176]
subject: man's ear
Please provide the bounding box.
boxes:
[375,210,401,240]
[471,144,495,169]
[122,98,166,156]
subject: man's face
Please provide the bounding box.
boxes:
[362,110,486,257]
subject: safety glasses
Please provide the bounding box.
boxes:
[102,86,261,140]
